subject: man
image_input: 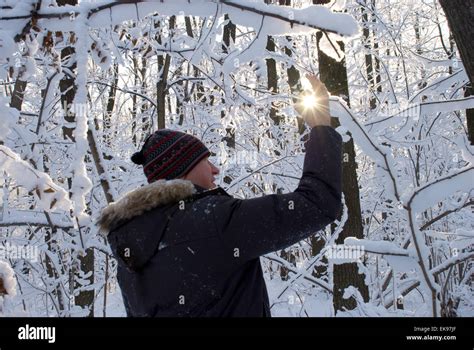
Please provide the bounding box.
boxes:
[97,75,343,317]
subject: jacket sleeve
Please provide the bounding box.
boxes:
[212,125,343,262]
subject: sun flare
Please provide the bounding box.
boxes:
[302,94,317,109]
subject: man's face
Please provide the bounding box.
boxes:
[182,156,220,189]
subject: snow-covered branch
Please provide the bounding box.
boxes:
[264,254,332,293]
[0,209,73,229]
[430,251,474,277]
[0,146,71,212]
[330,98,401,201]
[0,0,358,37]
[344,237,410,257]
[404,165,474,213]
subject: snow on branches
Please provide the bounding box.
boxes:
[0,145,71,212]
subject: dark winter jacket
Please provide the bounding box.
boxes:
[97,125,343,317]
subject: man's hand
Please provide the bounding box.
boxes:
[294,74,331,128]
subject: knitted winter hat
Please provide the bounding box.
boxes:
[131,129,211,183]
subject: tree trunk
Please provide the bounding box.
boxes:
[184,16,206,110]
[156,16,175,129]
[465,86,474,145]
[222,13,236,150]
[315,26,370,313]
[57,0,95,317]
[10,80,27,111]
[439,0,474,143]
[265,0,280,125]
[372,0,382,97]
[284,36,305,136]
[361,1,376,109]
[439,0,474,84]
[103,63,118,160]
[266,35,279,125]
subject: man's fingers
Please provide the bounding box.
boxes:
[305,74,322,89]
[305,74,329,96]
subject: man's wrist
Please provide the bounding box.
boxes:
[309,116,332,128]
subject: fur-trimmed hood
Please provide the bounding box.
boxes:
[97,179,197,235]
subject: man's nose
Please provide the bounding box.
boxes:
[212,163,220,175]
